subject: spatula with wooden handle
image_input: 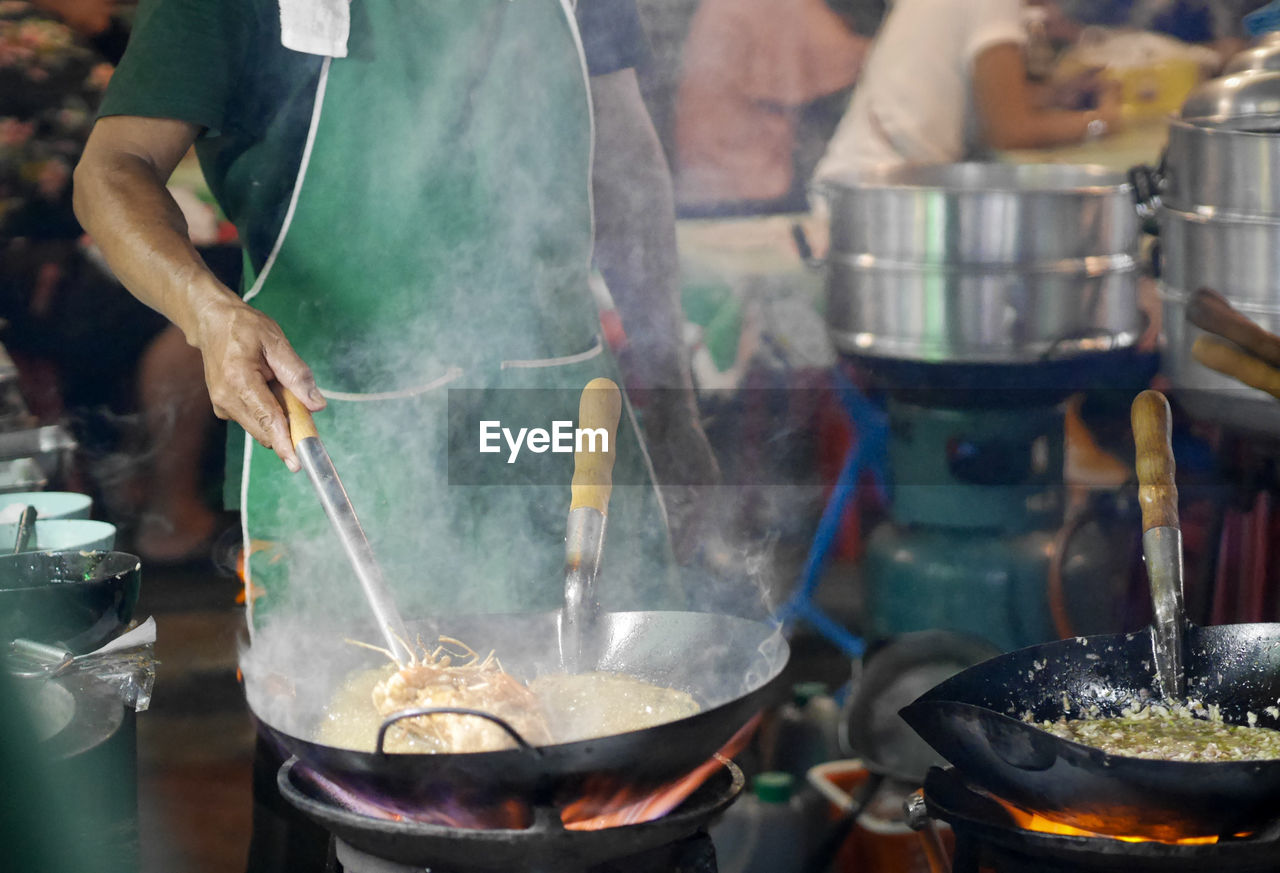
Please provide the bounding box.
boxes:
[276,388,412,665]
[559,378,622,672]
[1132,389,1186,701]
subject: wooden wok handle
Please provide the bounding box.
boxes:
[1132,389,1178,532]
[1187,288,1280,368]
[1193,336,1280,401]
[570,378,622,514]
[272,384,319,447]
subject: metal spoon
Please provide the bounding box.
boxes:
[12,505,36,554]
[1131,389,1186,700]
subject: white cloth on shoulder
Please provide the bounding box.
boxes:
[278,0,351,58]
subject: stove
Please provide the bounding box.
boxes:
[908,767,1280,873]
[277,756,741,873]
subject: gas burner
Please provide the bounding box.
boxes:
[909,767,1280,873]
[277,756,742,873]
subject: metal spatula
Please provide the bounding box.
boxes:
[1132,389,1186,700]
[559,378,622,672]
[278,389,412,665]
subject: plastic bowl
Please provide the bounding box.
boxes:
[0,519,116,554]
[0,492,93,521]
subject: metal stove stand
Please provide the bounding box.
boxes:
[278,756,741,873]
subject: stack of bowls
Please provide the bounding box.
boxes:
[0,492,115,554]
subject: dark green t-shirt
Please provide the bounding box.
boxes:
[99,0,649,272]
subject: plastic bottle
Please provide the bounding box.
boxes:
[771,681,842,780]
[709,772,807,873]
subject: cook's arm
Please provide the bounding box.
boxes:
[588,69,687,394]
[973,43,1122,150]
[73,115,322,471]
[589,70,720,554]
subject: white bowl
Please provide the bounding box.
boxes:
[0,492,93,521]
[1,520,116,554]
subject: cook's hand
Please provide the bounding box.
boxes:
[190,296,325,472]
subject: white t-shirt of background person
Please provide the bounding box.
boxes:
[814,0,1027,181]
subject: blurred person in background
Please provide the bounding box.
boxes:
[814,0,1123,180]
[1059,0,1272,65]
[0,0,222,563]
[673,0,877,215]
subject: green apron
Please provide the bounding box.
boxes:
[238,0,677,629]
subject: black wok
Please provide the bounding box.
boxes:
[245,609,788,810]
[901,621,1280,839]
[0,551,141,653]
[903,391,1280,840]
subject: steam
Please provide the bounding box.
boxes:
[237,11,792,738]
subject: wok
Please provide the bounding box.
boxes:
[245,608,788,810]
[900,622,1280,839]
[0,551,140,653]
[902,391,1280,839]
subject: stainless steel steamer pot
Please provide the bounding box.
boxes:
[819,163,1142,364]
[1145,113,1280,433]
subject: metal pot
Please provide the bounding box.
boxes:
[826,257,1139,363]
[1163,118,1280,214]
[1140,83,1280,432]
[824,164,1139,264]
[820,163,1141,364]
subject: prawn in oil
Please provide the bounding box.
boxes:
[342,635,552,753]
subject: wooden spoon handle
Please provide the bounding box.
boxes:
[272,384,319,447]
[1132,389,1178,532]
[570,378,622,514]
[1193,336,1280,401]
[1187,288,1280,369]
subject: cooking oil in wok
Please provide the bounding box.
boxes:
[315,665,700,753]
[528,671,700,744]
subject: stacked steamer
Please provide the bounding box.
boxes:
[817,163,1146,651]
[1157,31,1280,434]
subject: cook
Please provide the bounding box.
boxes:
[73,0,714,866]
[814,0,1123,179]
[73,0,716,618]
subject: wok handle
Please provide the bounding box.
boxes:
[1187,288,1280,369]
[375,707,543,756]
[1193,336,1280,401]
[1131,390,1178,532]
[569,378,621,514]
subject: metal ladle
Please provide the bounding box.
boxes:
[277,389,412,665]
[1132,389,1186,700]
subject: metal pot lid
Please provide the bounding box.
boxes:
[1180,70,1280,125]
[1223,43,1280,75]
